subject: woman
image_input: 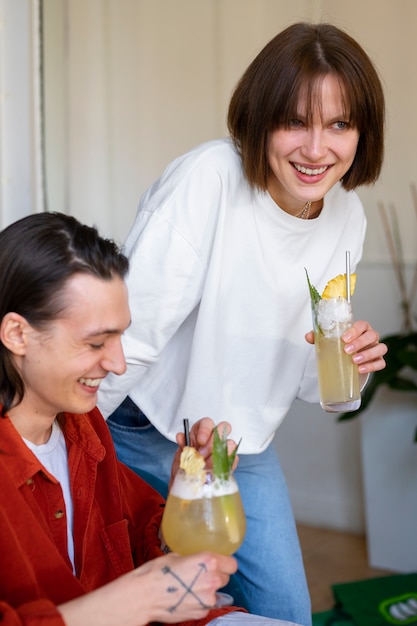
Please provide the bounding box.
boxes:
[0,212,261,626]
[98,23,388,626]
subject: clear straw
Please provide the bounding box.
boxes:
[345,250,351,303]
[183,418,190,446]
[345,250,354,399]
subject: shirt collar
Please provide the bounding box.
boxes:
[0,409,106,488]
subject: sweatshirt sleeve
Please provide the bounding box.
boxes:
[97,144,228,418]
[98,211,206,418]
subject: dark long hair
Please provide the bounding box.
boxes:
[0,212,129,416]
[228,22,385,191]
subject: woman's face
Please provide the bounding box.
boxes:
[14,273,130,421]
[266,74,360,215]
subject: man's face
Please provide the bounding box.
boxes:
[17,273,130,420]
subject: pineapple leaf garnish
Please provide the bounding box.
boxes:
[212,425,240,479]
[304,268,321,306]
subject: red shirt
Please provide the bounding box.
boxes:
[0,408,236,625]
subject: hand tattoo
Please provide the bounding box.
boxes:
[162,562,212,612]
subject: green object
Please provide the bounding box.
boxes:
[212,425,240,479]
[338,332,417,444]
[337,197,417,443]
[305,268,322,333]
[305,268,322,306]
[322,574,417,625]
[312,610,352,625]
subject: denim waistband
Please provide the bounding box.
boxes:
[107,396,151,427]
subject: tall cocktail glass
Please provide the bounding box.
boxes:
[312,296,361,412]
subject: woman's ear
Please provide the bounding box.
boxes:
[0,313,30,356]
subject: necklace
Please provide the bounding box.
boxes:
[295,201,312,219]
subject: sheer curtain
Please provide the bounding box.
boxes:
[0,0,44,228]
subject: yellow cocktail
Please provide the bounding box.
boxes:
[161,469,246,556]
[313,296,361,412]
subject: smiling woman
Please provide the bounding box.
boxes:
[265,75,360,218]
[97,22,388,626]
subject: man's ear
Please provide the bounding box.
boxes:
[0,313,30,356]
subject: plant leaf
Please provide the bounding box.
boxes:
[212,425,240,479]
[305,268,321,306]
[397,347,417,370]
[338,332,417,443]
[387,377,417,392]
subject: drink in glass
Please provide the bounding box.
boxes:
[161,469,246,556]
[312,296,361,412]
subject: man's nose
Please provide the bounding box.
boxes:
[102,341,127,376]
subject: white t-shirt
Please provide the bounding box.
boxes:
[98,138,366,453]
[23,421,75,571]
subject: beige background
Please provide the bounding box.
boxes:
[43,0,417,263]
[1,0,415,543]
[41,0,417,538]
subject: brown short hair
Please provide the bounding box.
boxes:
[227,22,385,191]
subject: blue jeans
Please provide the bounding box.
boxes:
[107,397,312,626]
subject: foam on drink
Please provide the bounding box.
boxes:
[170,471,239,499]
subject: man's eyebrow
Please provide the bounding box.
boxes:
[84,320,131,338]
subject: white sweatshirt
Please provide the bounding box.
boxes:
[98,138,366,454]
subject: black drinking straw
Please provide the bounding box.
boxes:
[183,418,190,446]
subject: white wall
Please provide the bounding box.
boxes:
[0,0,43,226]
[43,0,417,258]
[40,0,417,534]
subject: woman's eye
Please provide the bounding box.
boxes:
[90,343,105,350]
[333,121,349,130]
[289,118,304,128]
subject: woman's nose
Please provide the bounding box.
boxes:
[301,128,327,160]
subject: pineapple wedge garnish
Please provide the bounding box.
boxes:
[179,445,205,477]
[322,273,357,299]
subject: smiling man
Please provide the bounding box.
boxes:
[0,212,245,626]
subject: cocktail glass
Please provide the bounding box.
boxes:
[161,467,246,606]
[162,468,246,555]
[312,296,361,412]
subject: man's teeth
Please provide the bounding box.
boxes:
[294,164,328,176]
[79,377,100,388]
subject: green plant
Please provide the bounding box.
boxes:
[339,184,417,442]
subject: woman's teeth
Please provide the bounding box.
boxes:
[294,164,328,176]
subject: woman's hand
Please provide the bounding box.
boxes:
[58,551,237,626]
[305,319,388,374]
[170,417,238,489]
